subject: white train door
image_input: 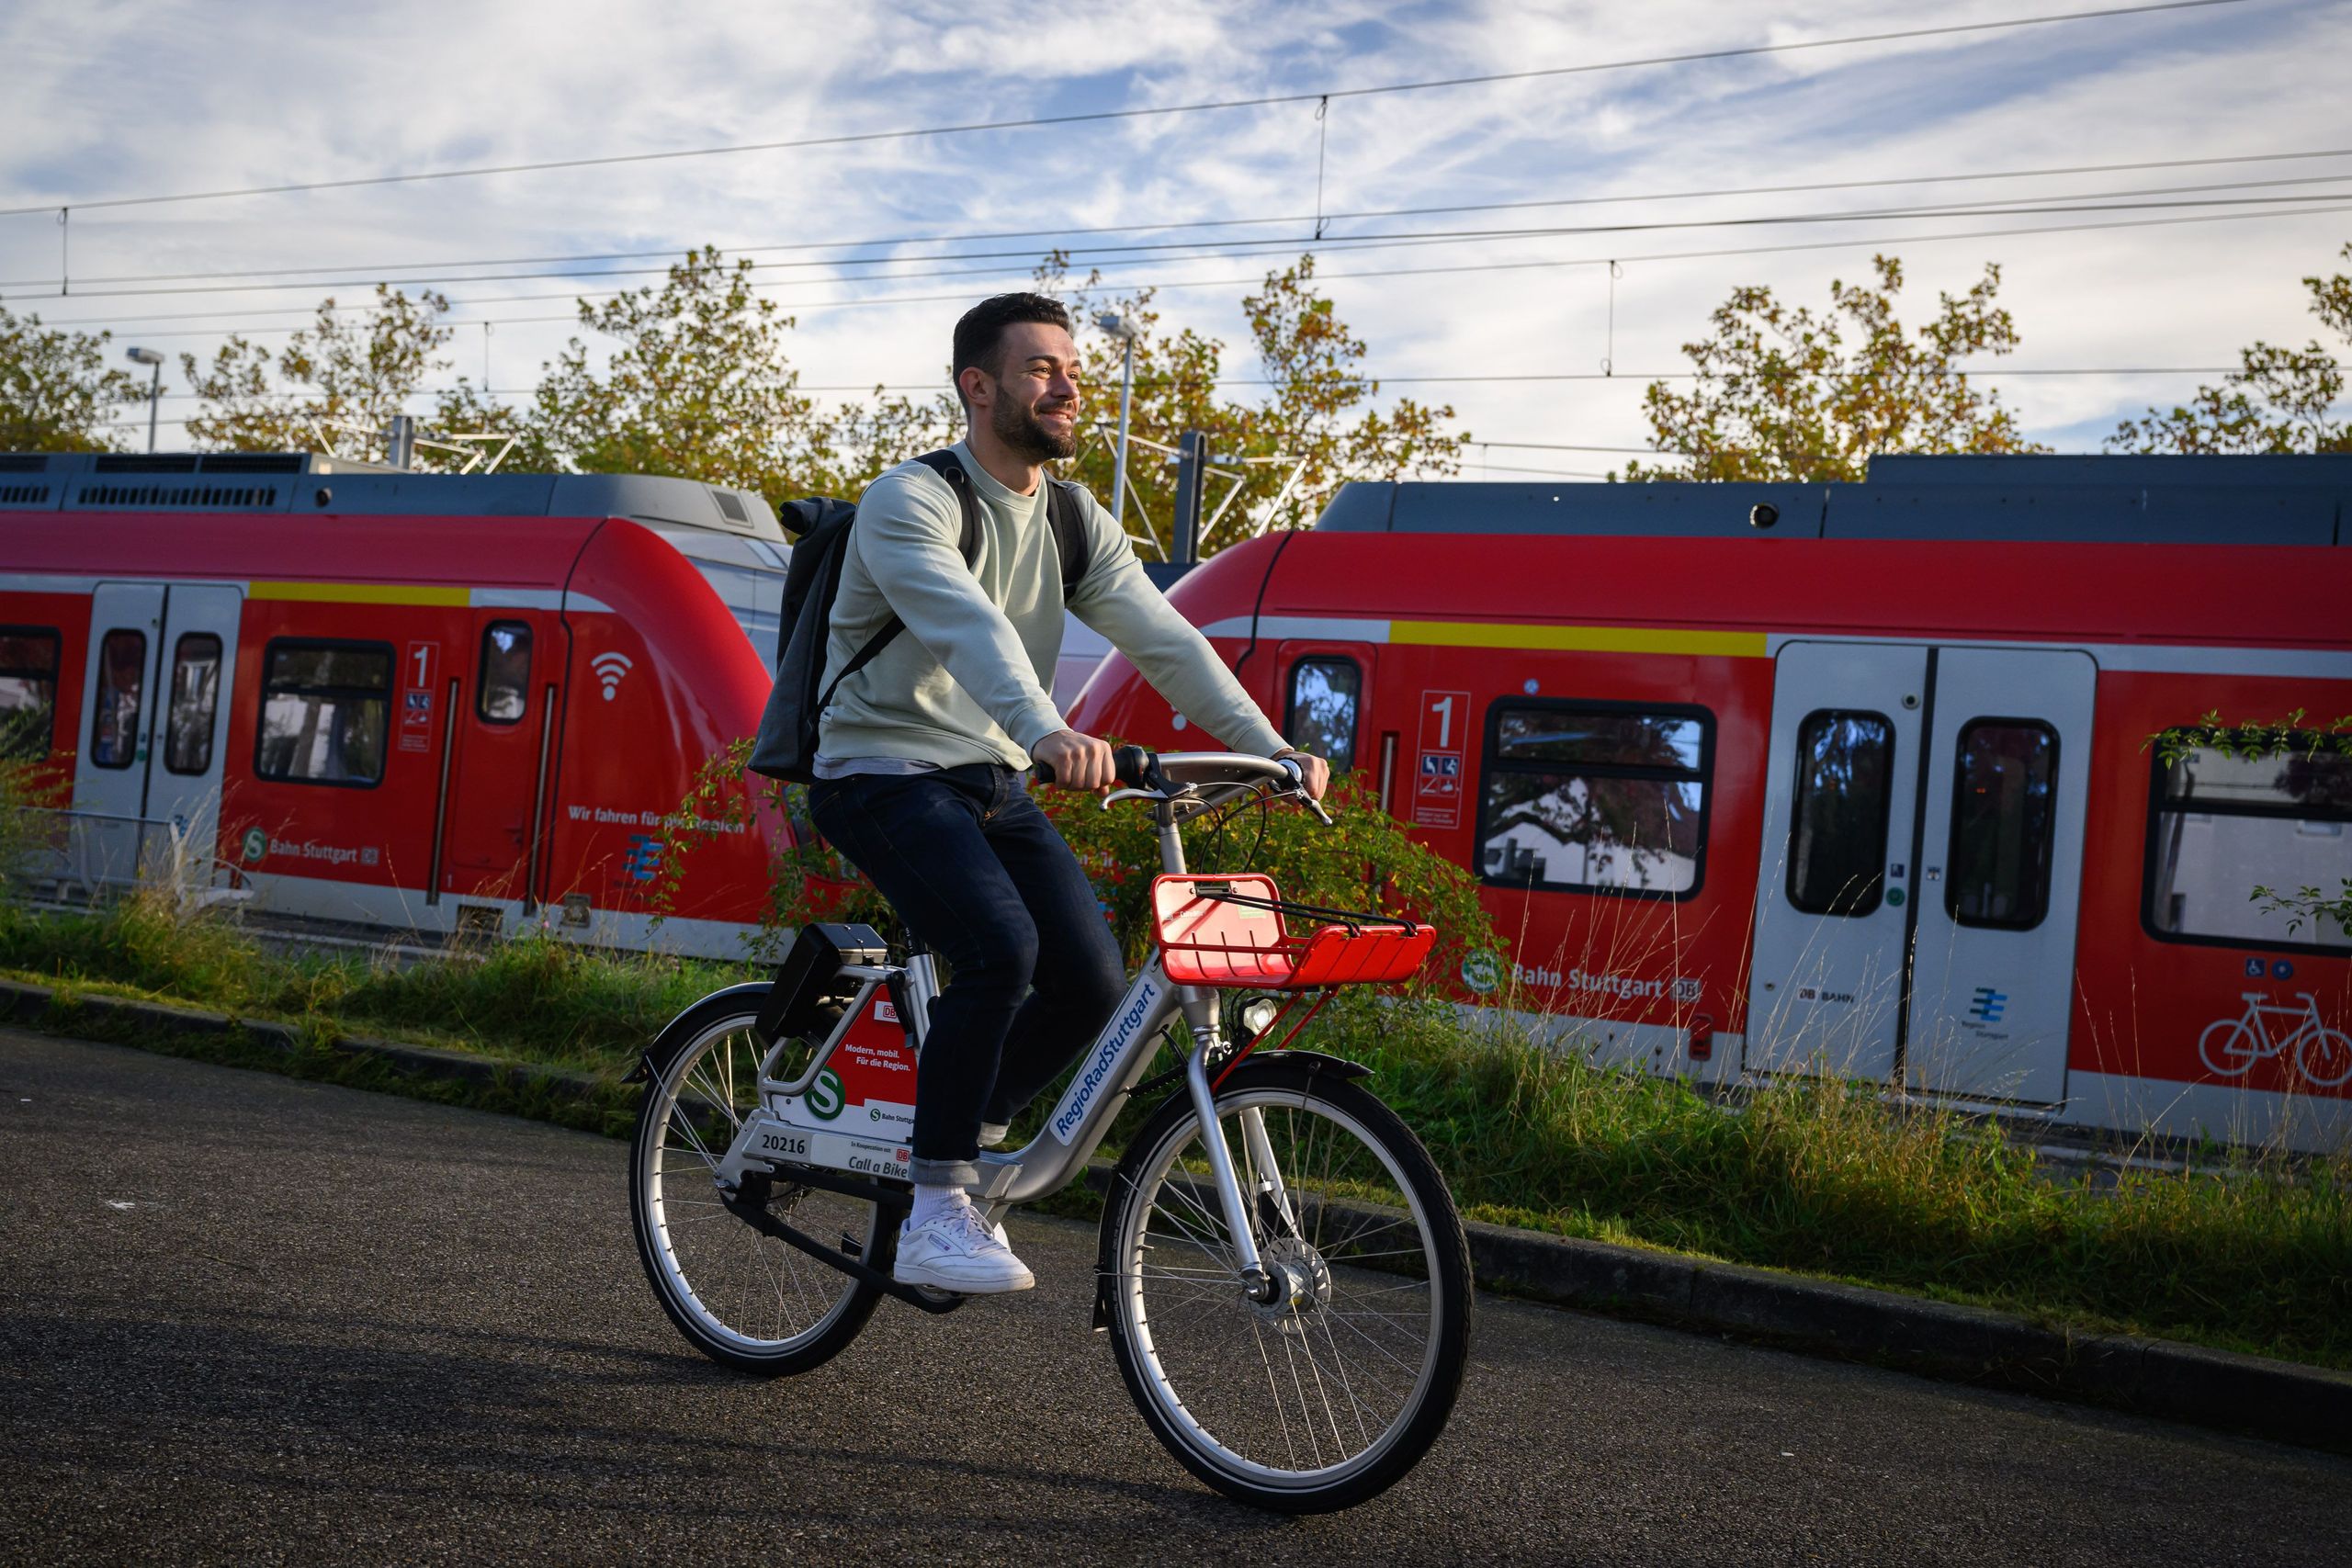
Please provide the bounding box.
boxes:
[1905,647,2096,1105]
[142,585,243,885]
[1746,641,1930,1080]
[1747,642,2094,1108]
[67,581,240,893]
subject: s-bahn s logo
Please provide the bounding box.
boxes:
[591,651,633,701]
[804,1068,844,1121]
[1966,987,2008,1024]
[239,827,268,865]
[1460,951,1503,995]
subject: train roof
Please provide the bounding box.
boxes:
[1314,453,2352,546]
[0,449,782,543]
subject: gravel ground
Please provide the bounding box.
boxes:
[2,1028,2346,1566]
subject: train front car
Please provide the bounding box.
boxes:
[0,452,798,959]
[541,513,788,955]
[1067,455,2352,1156]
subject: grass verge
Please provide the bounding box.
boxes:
[5,894,2346,1371]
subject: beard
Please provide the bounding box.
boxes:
[992,393,1078,462]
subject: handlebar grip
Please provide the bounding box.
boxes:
[1032,746,1159,789]
[1113,745,1155,788]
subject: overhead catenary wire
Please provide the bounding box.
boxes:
[19,141,2348,298]
[29,197,2352,344]
[20,183,2350,303]
[0,1,2250,220]
[123,366,2251,402]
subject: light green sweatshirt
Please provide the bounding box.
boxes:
[815,443,1287,771]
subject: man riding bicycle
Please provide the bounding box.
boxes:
[806,292,1329,1295]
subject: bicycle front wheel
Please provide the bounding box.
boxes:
[1102,1056,1473,1512]
[629,992,886,1375]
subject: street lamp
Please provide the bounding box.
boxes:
[125,346,164,454]
[1096,312,1140,531]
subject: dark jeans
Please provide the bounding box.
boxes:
[807,764,1126,1186]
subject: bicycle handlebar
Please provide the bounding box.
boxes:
[1033,748,1334,825]
[1031,744,1159,790]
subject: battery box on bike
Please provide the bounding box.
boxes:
[753,921,888,1044]
[754,922,922,1181]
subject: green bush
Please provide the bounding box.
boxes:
[759,757,1500,987]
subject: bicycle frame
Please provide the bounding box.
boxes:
[710,752,1312,1295]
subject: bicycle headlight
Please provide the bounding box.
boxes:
[1239,997,1281,1040]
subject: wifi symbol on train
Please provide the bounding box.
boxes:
[591,652,634,701]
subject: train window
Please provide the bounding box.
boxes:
[1477,701,1713,898]
[1284,658,1360,773]
[2144,736,2352,952]
[256,640,392,788]
[90,630,147,770]
[1788,711,1894,917]
[1946,719,2058,930]
[0,627,59,761]
[476,622,532,725]
[164,634,223,776]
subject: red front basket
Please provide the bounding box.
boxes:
[1150,874,1436,989]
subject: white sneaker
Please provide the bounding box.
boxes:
[978,1122,1011,1149]
[893,1205,1035,1294]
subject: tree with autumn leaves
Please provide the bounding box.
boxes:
[9,240,2348,510]
[1619,254,2043,482]
[19,244,1466,551]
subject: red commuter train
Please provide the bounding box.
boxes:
[6,447,2348,1152]
[0,449,795,956]
[1070,455,2352,1154]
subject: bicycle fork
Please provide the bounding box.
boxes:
[1181,1016,1292,1305]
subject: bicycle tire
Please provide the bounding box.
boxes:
[629,989,886,1375]
[1100,1055,1473,1513]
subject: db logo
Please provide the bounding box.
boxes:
[895,1149,910,1162]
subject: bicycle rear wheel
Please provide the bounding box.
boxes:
[1101,1055,1473,1512]
[629,990,885,1374]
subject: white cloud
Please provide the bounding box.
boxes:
[3,0,2342,457]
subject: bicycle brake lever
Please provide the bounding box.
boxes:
[1277,756,1338,827]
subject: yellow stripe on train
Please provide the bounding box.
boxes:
[249,581,471,607]
[1388,620,1769,658]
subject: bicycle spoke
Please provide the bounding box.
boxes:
[1118,1079,1447,1492]
[638,1020,876,1362]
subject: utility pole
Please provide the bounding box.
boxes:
[1095,313,1139,532]
[386,414,416,470]
[125,346,163,454]
[1170,429,1209,567]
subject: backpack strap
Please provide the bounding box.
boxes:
[811,453,985,722]
[912,449,987,565]
[1045,479,1092,598]
[816,452,1087,721]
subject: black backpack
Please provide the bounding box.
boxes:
[747,449,1091,783]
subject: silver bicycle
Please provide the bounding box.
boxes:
[628,750,1474,1512]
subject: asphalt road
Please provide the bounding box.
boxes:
[3,1029,2347,1566]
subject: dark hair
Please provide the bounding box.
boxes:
[952,292,1072,409]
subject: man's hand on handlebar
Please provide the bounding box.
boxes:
[1274,748,1330,803]
[1030,728,1119,794]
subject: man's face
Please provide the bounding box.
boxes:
[979,321,1080,462]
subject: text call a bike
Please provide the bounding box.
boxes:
[627,749,1474,1512]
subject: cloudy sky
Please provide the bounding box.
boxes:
[3,0,2346,479]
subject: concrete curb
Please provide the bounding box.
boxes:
[6,977,2346,1453]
